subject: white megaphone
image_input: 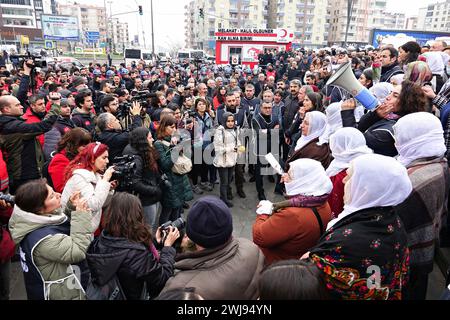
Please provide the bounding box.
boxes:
[326,62,379,110]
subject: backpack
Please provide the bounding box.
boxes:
[85,275,127,300]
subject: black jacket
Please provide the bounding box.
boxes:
[287,67,302,81]
[282,94,300,134]
[86,231,176,300]
[122,145,162,206]
[341,109,397,157]
[0,114,57,182]
[43,116,76,161]
[97,115,142,163]
[380,63,404,83]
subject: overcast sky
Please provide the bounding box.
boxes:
[68,0,439,51]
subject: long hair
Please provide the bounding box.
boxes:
[397,80,428,116]
[102,192,153,247]
[194,97,210,113]
[56,128,92,160]
[213,86,227,105]
[130,127,159,172]
[400,41,421,65]
[64,142,108,183]
[156,115,176,140]
[306,92,324,112]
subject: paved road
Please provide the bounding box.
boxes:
[7,174,448,299]
[76,57,124,66]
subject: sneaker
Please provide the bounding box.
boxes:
[192,185,204,195]
[200,182,213,191]
[237,189,246,198]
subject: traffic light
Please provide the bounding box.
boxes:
[199,8,204,18]
[138,5,143,15]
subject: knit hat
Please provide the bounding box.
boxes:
[71,76,86,88]
[186,196,233,249]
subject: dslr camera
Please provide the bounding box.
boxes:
[10,54,47,69]
[111,155,136,191]
[0,192,15,205]
[160,217,186,232]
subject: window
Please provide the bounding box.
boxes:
[0,0,31,4]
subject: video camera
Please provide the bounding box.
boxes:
[0,192,15,205]
[9,54,47,69]
[111,155,136,191]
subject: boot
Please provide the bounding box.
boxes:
[258,191,267,201]
[223,199,234,208]
[237,188,246,198]
[227,187,233,200]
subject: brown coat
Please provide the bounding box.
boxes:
[286,138,332,170]
[253,203,332,265]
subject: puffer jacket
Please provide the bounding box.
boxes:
[122,145,162,206]
[71,108,96,133]
[159,238,265,300]
[154,137,193,209]
[43,117,76,161]
[213,126,242,168]
[86,231,176,300]
[8,205,93,300]
[22,108,45,147]
[61,169,112,231]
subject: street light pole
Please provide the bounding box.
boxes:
[103,0,108,51]
[344,0,354,47]
[150,0,155,59]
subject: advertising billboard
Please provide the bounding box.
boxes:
[41,15,79,41]
[370,29,450,48]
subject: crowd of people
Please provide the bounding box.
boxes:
[0,39,449,300]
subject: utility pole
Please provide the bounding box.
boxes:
[108,1,114,52]
[103,0,108,52]
[267,0,277,29]
[150,0,155,59]
[344,0,354,46]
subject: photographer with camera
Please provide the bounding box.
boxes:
[122,127,164,231]
[86,192,179,300]
[97,101,142,163]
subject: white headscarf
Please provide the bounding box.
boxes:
[326,127,373,177]
[285,158,333,197]
[393,112,446,167]
[326,154,412,230]
[369,82,394,104]
[322,102,343,143]
[294,111,327,151]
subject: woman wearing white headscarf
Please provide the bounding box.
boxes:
[286,111,332,170]
[369,82,394,105]
[393,112,448,300]
[326,128,373,218]
[322,102,343,144]
[309,154,411,300]
[253,159,332,265]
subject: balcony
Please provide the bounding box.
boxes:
[229,7,238,14]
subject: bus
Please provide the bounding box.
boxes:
[124,48,153,66]
[177,49,205,61]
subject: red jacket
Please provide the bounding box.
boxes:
[253,203,331,265]
[328,170,347,219]
[22,108,45,147]
[48,150,70,193]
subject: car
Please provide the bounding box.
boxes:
[45,56,84,70]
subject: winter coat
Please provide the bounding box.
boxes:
[286,138,332,170]
[0,114,57,183]
[160,238,264,300]
[216,105,249,129]
[71,108,96,133]
[86,231,176,300]
[380,63,404,83]
[341,109,398,157]
[43,117,76,161]
[97,115,142,163]
[213,126,242,168]
[48,150,70,193]
[122,145,162,206]
[241,97,261,122]
[253,203,332,265]
[8,205,93,300]
[194,112,214,149]
[61,169,112,231]
[22,108,45,147]
[282,94,300,132]
[154,137,193,209]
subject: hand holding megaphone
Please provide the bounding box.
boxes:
[326,62,379,110]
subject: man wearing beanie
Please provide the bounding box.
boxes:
[159,196,264,300]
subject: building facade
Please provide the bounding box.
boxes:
[184,0,330,53]
[56,1,107,45]
[385,12,406,30]
[417,0,450,32]
[108,18,130,53]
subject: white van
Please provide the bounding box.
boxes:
[177,49,205,61]
[124,48,153,66]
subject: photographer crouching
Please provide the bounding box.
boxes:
[97,101,143,163]
[122,127,170,231]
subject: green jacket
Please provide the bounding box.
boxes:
[9,204,93,300]
[154,137,193,208]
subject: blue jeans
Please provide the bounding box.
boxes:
[143,203,159,232]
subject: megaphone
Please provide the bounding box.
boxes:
[326,62,378,110]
